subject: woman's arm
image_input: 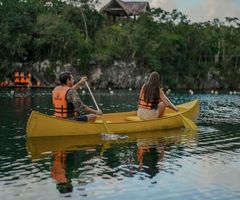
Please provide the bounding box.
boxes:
[160,88,179,112]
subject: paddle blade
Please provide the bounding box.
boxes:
[100,142,111,157]
[102,118,112,134]
[181,115,198,131]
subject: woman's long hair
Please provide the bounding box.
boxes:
[143,72,160,102]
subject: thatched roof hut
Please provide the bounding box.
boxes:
[101,0,150,22]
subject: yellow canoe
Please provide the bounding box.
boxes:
[27,129,198,160]
[26,99,199,137]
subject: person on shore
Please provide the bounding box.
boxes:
[138,71,179,120]
[52,72,102,122]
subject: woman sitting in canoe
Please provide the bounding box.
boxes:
[52,72,102,122]
[138,71,179,120]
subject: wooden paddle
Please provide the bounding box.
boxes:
[85,82,112,134]
[179,113,198,131]
[161,90,198,131]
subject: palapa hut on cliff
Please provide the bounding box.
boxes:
[100,0,150,23]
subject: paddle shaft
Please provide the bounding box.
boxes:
[85,82,111,134]
[85,82,100,111]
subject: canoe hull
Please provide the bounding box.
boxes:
[26,100,199,137]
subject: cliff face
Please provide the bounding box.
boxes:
[32,60,150,89]
[89,61,150,89]
[2,60,240,90]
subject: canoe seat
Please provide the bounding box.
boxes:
[125,116,143,121]
[126,113,174,122]
[94,119,112,124]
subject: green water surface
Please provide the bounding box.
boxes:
[0,88,239,200]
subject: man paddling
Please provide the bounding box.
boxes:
[52,72,102,122]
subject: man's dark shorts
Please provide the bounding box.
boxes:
[77,115,88,122]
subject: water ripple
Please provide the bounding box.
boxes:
[1,89,240,200]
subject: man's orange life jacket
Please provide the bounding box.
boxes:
[52,86,71,118]
[138,86,159,110]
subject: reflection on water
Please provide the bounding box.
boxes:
[26,129,197,195]
[0,88,240,200]
[51,152,73,194]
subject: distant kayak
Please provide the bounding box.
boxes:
[26,100,199,137]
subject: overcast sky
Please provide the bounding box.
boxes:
[98,0,240,22]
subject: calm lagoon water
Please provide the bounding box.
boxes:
[0,88,240,200]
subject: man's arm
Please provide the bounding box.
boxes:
[67,89,86,114]
[72,76,87,90]
[67,89,102,115]
[83,106,102,115]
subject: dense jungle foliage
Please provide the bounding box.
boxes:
[0,0,240,89]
